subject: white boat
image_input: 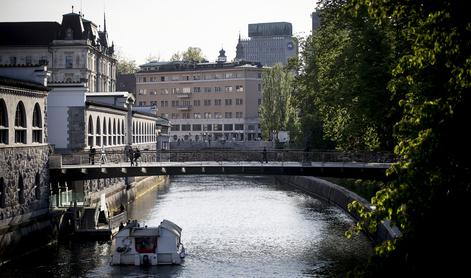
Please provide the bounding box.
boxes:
[110,219,186,266]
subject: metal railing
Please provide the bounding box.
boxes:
[51,149,395,168]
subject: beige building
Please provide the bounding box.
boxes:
[136,50,264,142]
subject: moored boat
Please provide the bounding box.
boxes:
[110,219,186,266]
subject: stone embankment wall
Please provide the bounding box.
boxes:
[0,145,53,263]
[277,176,400,243]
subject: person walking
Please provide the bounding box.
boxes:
[100,145,107,164]
[128,146,134,166]
[262,147,268,163]
[89,146,96,165]
[134,147,141,166]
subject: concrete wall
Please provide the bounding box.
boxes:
[277,176,400,243]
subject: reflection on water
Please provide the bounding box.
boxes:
[0,175,371,277]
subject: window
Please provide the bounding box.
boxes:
[204,99,211,106]
[160,76,165,81]
[214,99,221,106]
[193,113,201,119]
[204,87,212,93]
[235,124,244,130]
[236,112,243,118]
[224,124,233,131]
[204,112,212,119]
[182,87,191,93]
[32,103,42,143]
[225,86,233,92]
[181,124,191,131]
[65,55,73,68]
[192,124,202,131]
[258,84,262,92]
[236,98,243,105]
[10,56,17,65]
[193,100,200,106]
[225,112,232,119]
[96,117,101,146]
[214,87,221,93]
[182,112,190,119]
[236,85,244,92]
[213,124,222,131]
[225,99,232,106]
[215,112,222,119]
[171,124,180,131]
[25,56,32,65]
[0,99,8,144]
[14,101,26,144]
[193,87,201,93]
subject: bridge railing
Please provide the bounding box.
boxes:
[52,149,394,168]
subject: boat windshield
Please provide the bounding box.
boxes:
[135,237,157,253]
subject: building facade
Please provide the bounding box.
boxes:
[0,11,116,92]
[136,54,264,142]
[235,22,297,66]
[0,67,51,260]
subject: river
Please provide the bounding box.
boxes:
[0,175,371,277]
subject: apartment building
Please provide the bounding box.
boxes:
[136,51,264,142]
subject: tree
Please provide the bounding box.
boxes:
[297,0,397,151]
[116,50,138,74]
[259,64,298,142]
[170,47,206,63]
[346,0,471,275]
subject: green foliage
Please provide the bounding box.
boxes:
[297,0,398,151]
[259,64,299,142]
[345,0,471,275]
[170,47,206,63]
[116,56,138,74]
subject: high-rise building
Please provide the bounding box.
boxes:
[136,50,264,142]
[235,22,297,66]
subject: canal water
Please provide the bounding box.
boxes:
[0,175,371,277]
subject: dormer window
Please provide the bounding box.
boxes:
[65,28,74,40]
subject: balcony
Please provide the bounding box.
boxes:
[176,105,192,111]
[176,93,192,98]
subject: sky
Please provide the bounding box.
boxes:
[0,0,316,65]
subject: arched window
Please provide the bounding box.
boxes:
[0,177,5,208]
[132,121,136,143]
[18,175,24,204]
[14,101,26,144]
[96,116,101,146]
[88,115,94,146]
[103,117,107,146]
[32,103,42,143]
[108,118,112,145]
[113,119,117,145]
[121,120,125,145]
[0,99,8,144]
[35,173,41,200]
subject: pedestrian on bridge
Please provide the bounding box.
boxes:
[262,147,268,163]
[128,147,134,166]
[100,145,107,164]
[134,147,141,166]
[89,146,96,165]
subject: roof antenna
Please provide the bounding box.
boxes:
[72,5,74,13]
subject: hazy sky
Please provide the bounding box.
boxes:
[0,0,316,65]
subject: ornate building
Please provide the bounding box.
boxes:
[0,11,116,92]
